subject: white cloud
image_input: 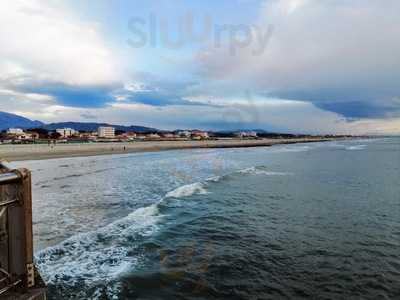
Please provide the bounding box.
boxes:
[124,83,158,93]
[197,0,400,117]
[0,87,56,118]
[0,0,121,87]
[8,95,399,135]
[1,0,399,135]
[0,0,124,123]
[185,95,306,107]
[0,89,54,103]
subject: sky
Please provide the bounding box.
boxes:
[1,0,400,135]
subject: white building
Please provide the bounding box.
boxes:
[246,131,258,138]
[7,128,24,135]
[98,127,115,138]
[161,133,175,139]
[177,131,191,138]
[146,133,161,139]
[56,128,77,138]
[191,131,209,139]
[237,131,258,138]
[15,133,33,141]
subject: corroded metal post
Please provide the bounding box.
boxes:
[0,162,46,299]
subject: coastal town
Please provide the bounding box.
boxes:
[0,126,270,144]
[0,120,355,162]
[0,125,348,162]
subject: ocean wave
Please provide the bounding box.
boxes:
[275,145,311,153]
[166,182,208,198]
[203,166,293,185]
[39,184,51,189]
[35,203,161,294]
[206,175,223,182]
[237,166,293,176]
[35,165,290,298]
[346,145,367,151]
[35,179,212,297]
[35,168,118,186]
[326,143,346,148]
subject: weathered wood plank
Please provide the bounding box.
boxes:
[3,287,47,300]
[0,206,9,274]
[21,170,34,288]
[0,164,46,298]
[8,203,26,288]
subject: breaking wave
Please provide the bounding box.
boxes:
[35,164,292,298]
[275,145,311,153]
[35,179,214,298]
[346,145,367,151]
[166,182,208,198]
[237,166,293,176]
[36,204,161,286]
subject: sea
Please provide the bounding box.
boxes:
[13,138,400,299]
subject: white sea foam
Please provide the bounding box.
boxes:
[36,180,210,293]
[327,143,346,148]
[237,167,292,176]
[166,182,208,198]
[346,145,366,151]
[276,145,311,153]
[35,168,288,297]
[35,203,161,289]
[206,175,223,182]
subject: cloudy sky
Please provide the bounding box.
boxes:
[1,0,400,134]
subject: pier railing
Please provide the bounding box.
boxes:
[0,161,46,299]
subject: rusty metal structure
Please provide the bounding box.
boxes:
[0,161,46,299]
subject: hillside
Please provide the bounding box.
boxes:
[0,112,158,133]
[0,111,43,130]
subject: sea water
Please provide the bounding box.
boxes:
[13,138,400,299]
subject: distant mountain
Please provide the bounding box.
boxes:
[0,111,44,130]
[0,112,159,133]
[42,122,158,133]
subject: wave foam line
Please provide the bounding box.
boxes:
[35,165,291,295]
[36,179,214,292]
[275,145,311,153]
[346,145,367,151]
[36,204,161,288]
[237,166,293,176]
[165,182,208,198]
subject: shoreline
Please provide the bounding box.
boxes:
[0,138,338,162]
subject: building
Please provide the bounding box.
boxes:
[191,131,209,139]
[5,128,35,142]
[25,131,40,140]
[135,134,146,140]
[7,128,24,135]
[177,131,191,138]
[161,133,175,139]
[126,132,137,138]
[56,128,77,138]
[115,131,136,141]
[97,127,115,138]
[79,132,96,141]
[15,133,33,141]
[146,133,161,139]
[236,131,258,139]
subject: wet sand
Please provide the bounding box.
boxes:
[0,138,336,161]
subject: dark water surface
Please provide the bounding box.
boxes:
[15,138,400,299]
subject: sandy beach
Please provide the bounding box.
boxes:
[0,138,336,161]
